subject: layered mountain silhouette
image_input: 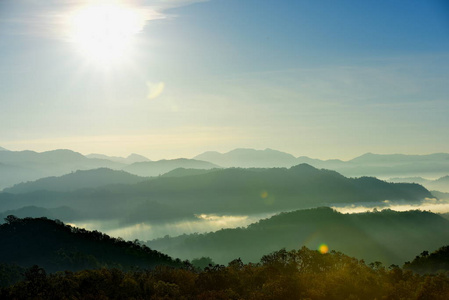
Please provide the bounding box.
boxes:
[86,153,150,164]
[389,175,449,193]
[194,149,449,178]
[0,149,218,190]
[0,164,432,227]
[0,149,124,190]
[147,207,449,266]
[3,168,147,194]
[194,148,298,168]
[122,158,220,177]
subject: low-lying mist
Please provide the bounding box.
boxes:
[332,198,449,214]
[67,212,277,241]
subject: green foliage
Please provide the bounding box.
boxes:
[404,245,449,274]
[191,257,215,270]
[1,247,448,299]
[0,216,182,272]
[148,207,449,266]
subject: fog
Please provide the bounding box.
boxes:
[332,198,449,214]
[68,212,277,241]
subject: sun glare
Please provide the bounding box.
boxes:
[69,3,147,64]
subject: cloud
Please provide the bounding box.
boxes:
[147,81,165,100]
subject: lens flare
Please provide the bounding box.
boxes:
[318,243,329,254]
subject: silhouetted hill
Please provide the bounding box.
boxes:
[147,207,449,266]
[404,245,449,274]
[341,153,449,178]
[128,164,431,214]
[0,216,182,273]
[0,149,125,190]
[194,148,449,178]
[87,153,150,164]
[123,158,219,177]
[0,206,80,222]
[194,148,297,168]
[389,175,449,193]
[433,191,449,201]
[3,168,147,194]
[0,165,432,226]
[430,176,449,192]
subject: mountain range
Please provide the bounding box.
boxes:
[195,148,449,179]
[1,147,449,192]
[0,165,432,230]
[3,168,147,194]
[0,149,217,190]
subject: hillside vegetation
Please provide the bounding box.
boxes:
[0,216,183,273]
[148,207,449,265]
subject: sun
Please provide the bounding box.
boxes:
[69,2,146,65]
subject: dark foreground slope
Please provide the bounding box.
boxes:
[147,207,449,265]
[2,247,449,300]
[0,216,182,273]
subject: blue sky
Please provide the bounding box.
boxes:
[0,0,448,159]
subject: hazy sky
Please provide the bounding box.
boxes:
[1,0,448,160]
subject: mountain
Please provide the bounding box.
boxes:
[3,168,148,194]
[147,207,449,266]
[194,148,449,178]
[428,176,449,193]
[0,165,431,228]
[123,158,220,177]
[87,153,150,164]
[0,147,8,151]
[0,149,125,190]
[125,164,431,214]
[194,148,298,168]
[389,175,449,193]
[0,216,182,272]
[340,153,449,178]
[161,168,220,178]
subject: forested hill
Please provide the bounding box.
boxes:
[147,207,449,265]
[0,164,432,224]
[3,168,147,194]
[0,216,183,273]
[127,164,431,214]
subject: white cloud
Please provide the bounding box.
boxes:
[147,81,165,99]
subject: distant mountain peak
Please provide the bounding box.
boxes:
[194,148,297,168]
[0,146,8,151]
[127,153,150,162]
